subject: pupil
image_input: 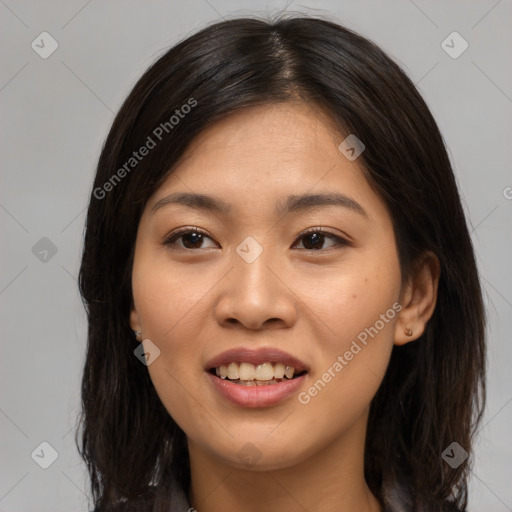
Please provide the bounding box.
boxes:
[304,232,323,250]
[184,232,202,248]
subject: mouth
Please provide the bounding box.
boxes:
[207,362,308,386]
[204,347,309,407]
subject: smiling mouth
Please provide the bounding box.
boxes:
[208,361,308,386]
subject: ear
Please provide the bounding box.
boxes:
[129,303,140,334]
[394,251,440,346]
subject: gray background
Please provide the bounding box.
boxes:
[1,1,511,510]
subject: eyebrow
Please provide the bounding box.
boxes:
[151,191,368,219]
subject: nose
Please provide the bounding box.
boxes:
[214,249,298,331]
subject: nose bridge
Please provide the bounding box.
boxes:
[232,235,281,302]
[234,244,278,296]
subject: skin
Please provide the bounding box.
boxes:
[130,101,440,512]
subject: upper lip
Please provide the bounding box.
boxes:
[205,347,309,374]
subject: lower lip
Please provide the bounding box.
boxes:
[206,371,307,408]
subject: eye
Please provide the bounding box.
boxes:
[162,226,350,251]
[292,227,350,251]
[162,227,217,250]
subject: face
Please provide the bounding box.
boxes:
[130,101,405,471]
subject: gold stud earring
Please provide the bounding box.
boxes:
[404,327,413,336]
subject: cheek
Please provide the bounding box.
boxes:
[132,251,213,341]
[312,245,401,349]
[297,246,401,415]
[295,295,398,449]
[131,251,217,428]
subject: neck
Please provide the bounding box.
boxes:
[187,410,381,512]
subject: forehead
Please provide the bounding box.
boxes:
[181,101,343,168]
[146,102,390,226]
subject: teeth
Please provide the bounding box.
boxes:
[239,362,256,380]
[274,363,285,379]
[213,362,298,381]
[255,362,274,380]
[284,365,294,379]
[227,362,239,380]
[237,379,279,386]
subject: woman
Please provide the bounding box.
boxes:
[77,15,486,512]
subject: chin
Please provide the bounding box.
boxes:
[205,431,315,472]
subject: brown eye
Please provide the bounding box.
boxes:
[162,227,349,252]
[293,229,349,251]
[163,228,217,250]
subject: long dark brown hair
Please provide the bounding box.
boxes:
[77,14,486,512]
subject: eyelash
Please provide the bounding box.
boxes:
[162,226,350,252]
